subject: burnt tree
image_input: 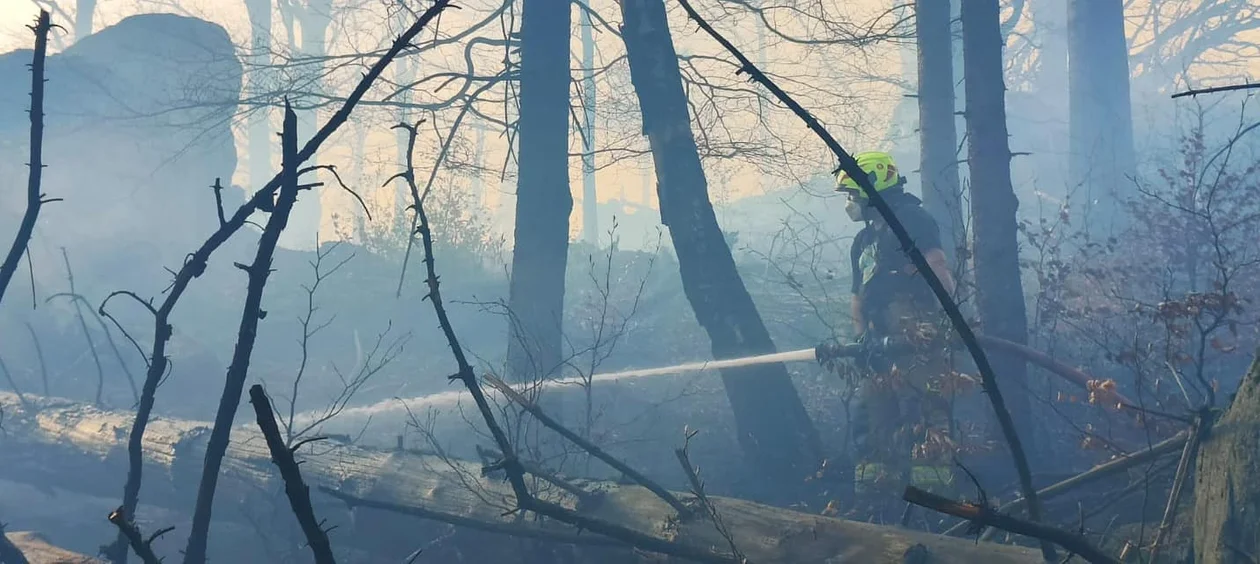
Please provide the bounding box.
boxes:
[915,0,964,260]
[1067,0,1135,228]
[961,0,1037,460]
[504,0,573,382]
[619,0,823,495]
[1193,357,1260,563]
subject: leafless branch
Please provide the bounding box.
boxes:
[1172,81,1260,98]
[106,506,171,564]
[484,373,692,517]
[675,428,747,563]
[903,487,1119,564]
[249,384,336,564]
[184,101,305,564]
[0,10,55,311]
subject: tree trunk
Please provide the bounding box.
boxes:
[961,0,1035,455]
[505,0,573,382]
[244,0,272,199]
[0,391,1045,564]
[915,0,964,261]
[1193,358,1260,563]
[579,6,598,246]
[1067,0,1135,230]
[618,0,823,498]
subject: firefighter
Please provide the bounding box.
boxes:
[835,151,957,497]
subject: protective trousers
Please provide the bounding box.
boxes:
[850,296,954,493]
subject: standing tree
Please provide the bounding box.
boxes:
[915,0,964,260]
[619,0,823,496]
[504,0,573,382]
[75,0,96,41]
[961,0,1036,453]
[1067,0,1135,229]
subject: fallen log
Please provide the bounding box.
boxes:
[2,532,102,564]
[0,392,1043,563]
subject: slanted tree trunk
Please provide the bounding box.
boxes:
[961,0,1035,453]
[244,0,273,198]
[1067,0,1135,230]
[505,0,573,382]
[915,0,964,261]
[1194,357,1260,563]
[618,0,823,498]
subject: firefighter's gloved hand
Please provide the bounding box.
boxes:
[855,332,893,374]
[815,339,843,365]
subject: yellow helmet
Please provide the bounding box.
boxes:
[835,151,904,198]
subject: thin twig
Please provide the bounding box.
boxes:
[1171,82,1260,99]
[57,249,107,406]
[0,10,56,311]
[484,373,692,516]
[675,428,748,562]
[0,357,28,411]
[1148,416,1207,561]
[952,429,1190,537]
[320,487,618,547]
[903,487,1119,564]
[676,0,1048,548]
[250,385,336,564]
[107,506,171,564]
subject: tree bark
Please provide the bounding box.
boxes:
[0,391,1046,564]
[505,0,573,382]
[618,0,824,497]
[279,0,333,251]
[1067,0,1135,229]
[915,0,964,261]
[961,0,1037,459]
[1193,358,1260,564]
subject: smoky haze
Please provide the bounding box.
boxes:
[0,1,1259,563]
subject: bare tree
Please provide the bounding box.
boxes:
[0,11,56,312]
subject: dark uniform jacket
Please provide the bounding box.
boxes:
[848,193,942,334]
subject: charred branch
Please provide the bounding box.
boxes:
[483,373,691,517]
[0,10,57,310]
[903,487,1119,564]
[106,507,171,564]
[1172,81,1260,98]
[249,385,335,564]
[182,101,305,564]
